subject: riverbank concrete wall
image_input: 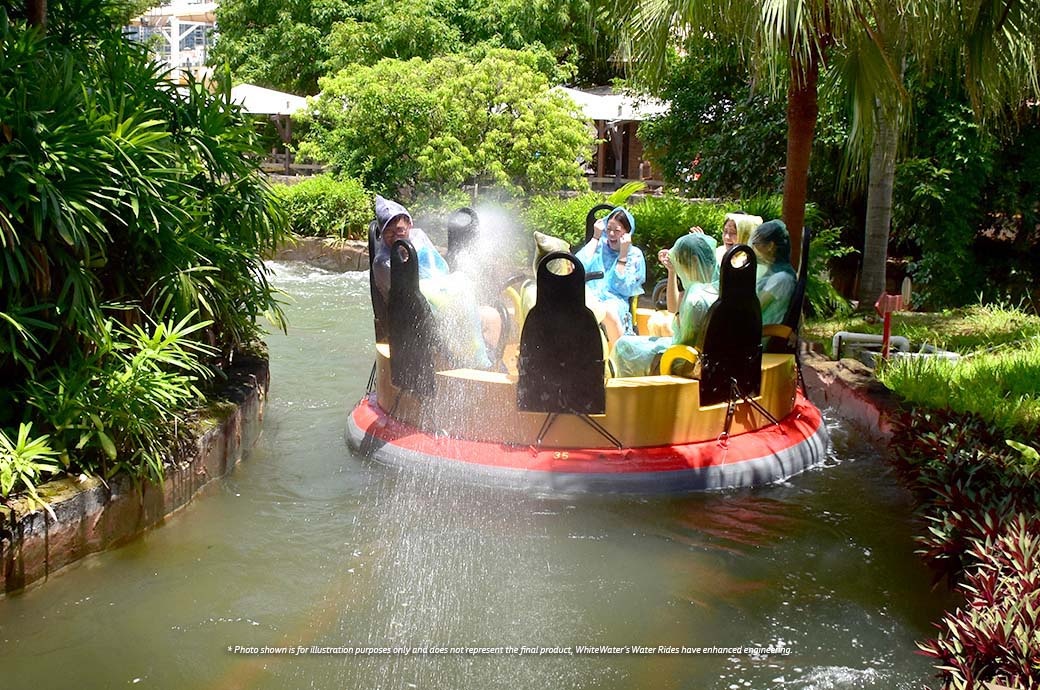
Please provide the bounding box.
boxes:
[0,353,269,595]
[802,350,900,443]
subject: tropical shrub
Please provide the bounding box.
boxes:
[0,423,60,504]
[805,226,855,317]
[274,175,371,239]
[919,514,1040,690]
[889,410,1040,583]
[891,90,994,308]
[23,316,216,483]
[522,192,613,246]
[1,4,286,493]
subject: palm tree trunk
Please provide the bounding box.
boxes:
[858,108,899,308]
[26,0,46,27]
[782,54,820,270]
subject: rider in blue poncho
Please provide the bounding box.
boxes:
[372,196,448,297]
[372,195,497,370]
[611,233,719,377]
[574,207,646,336]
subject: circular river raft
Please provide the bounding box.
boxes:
[352,228,829,494]
[347,346,830,494]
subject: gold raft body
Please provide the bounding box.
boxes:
[373,344,798,449]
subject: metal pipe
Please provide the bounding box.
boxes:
[832,331,910,360]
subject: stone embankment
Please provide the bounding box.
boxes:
[270,236,368,272]
[0,353,269,595]
[802,350,901,443]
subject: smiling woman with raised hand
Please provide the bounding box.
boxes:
[574,206,646,336]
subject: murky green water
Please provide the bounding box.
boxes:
[0,263,948,689]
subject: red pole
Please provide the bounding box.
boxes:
[874,293,902,361]
[881,311,892,360]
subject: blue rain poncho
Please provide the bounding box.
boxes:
[372,195,449,299]
[574,207,646,335]
[751,220,797,326]
[611,233,719,377]
[371,195,490,369]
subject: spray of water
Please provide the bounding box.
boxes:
[421,203,531,372]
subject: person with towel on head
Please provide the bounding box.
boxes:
[574,206,646,336]
[749,219,797,326]
[611,233,719,377]
[372,195,500,369]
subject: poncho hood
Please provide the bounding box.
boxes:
[374,195,412,234]
[670,233,717,287]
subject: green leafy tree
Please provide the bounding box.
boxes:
[323,0,464,72]
[298,49,592,195]
[458,0,615,85]
[210,0,353,94]
[210,0,616,94]
[638,37,788,197]
[296,57,443,190]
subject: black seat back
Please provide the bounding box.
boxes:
[583,203,616,244]
[766,227,812,354]
[518,252,605,414]
[368,220,388,342]
[387,239,437,396]
[698,245,762,406]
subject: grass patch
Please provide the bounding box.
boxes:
[876,337,1040,433]
[805,301,1040,356]
[807,301,1040,432]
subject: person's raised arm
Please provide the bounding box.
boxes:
[658,248,680,313]
[575,218,604,265]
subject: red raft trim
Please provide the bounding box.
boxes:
[349,393,825,476]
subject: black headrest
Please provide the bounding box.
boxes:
[536,251,586,304]
[584,203,615,244]
[446,207,479,268]
[447,207,478,233]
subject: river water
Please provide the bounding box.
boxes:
[0,262,947,689]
